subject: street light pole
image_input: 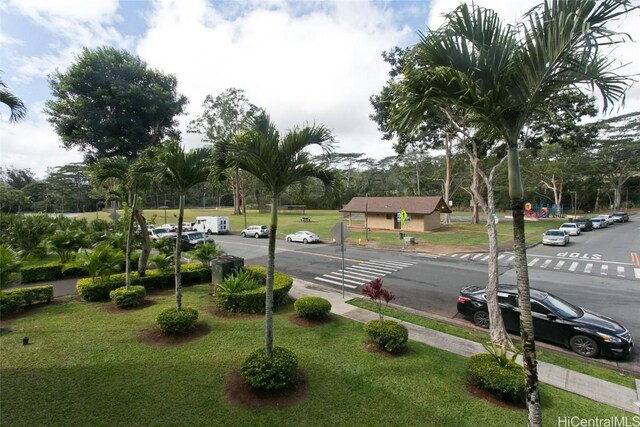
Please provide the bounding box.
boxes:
[573,191,577,220]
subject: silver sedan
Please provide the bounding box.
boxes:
[285,231,320,244]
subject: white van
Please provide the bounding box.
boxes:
[193,216,229,235]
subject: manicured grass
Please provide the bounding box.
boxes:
[0,285,631,426]
[348,298,637,389]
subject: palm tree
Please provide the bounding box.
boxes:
[214,113,336,356]
[157,141,212,311]
[0,77,27,123]
[391,2,635,425]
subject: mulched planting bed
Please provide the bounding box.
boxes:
[288,313,335,327]
[227,369,308,408]
[363,341,410,358]
[103,299,156,313]
[464,382,526,411]
[207,305,262,319]
[137,322,211,346]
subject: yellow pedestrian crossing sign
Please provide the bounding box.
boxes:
[399,209,408,226]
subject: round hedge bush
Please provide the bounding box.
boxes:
[241,346,298,390]
[109,286,146,308]
[467,353,525,404]
[363,319,408,353]
[156,307,199,335]
[294,296,331,320]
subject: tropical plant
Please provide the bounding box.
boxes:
[390,2,636,424]
[214,112,336,357]
[361,277,395,321]
[67,243,124,283]
[0,76,27,123]
[482,341,521,368]
[191,242,225,288]
[0,244,21,288]
[150,254,173,273]
[156,141,212,311]
[216,270,261,294]
[48,229,88,263]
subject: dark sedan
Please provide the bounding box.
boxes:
[574,217,593,231]
[457,285,633,358]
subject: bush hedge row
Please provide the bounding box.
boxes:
[215,265,293,313]
[467,353,525,404]
[76,263,209,301]
[109,286,146,308]
[364,319,409,353]
[294,296,331,320]
[0,286,54,314]
[21,263,86,283]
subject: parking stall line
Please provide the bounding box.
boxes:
[554,260,565,270]
[584,263,593,274]
[617,266,625,278]
[600,264,608,275]
[528,258,540,267]
[540,259,552,269]
[568,262,579,272]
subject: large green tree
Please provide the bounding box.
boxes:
[214,113,336,356]
[390,2,636,425]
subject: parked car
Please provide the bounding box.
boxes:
[285,231,320,244]
[590,217,607,229]
[181,231,207,248]
[149,227,174,241]
[241,225,269,238]
[559,223,580,236]
[574,217,593,231]
[457,285,633,358]
[161,223,178,232]
[598,215,614,225]
[542,229,570,246]
[611,212,629,223]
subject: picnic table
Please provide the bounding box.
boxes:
[300,216,311,222]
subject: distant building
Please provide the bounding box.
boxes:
[340,196,451,232]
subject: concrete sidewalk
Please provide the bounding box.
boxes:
[290,279,640,415]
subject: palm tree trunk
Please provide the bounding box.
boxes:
[135,209,151,277]
[175,193,185,311]
[443,133,452,225]
[265,194,278,357]
[124,191,137,290]
[508,145,541,426]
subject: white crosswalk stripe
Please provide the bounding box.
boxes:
[635,268,640,279]
[601,265,608,275]
[568,262,579,272]
[314,259,416,289]
[460,254,471,259]
[540,259,552,269]
[528,258,540,267]
[554,260,565,270]
[585,263,593,274]
[617,266,625,277]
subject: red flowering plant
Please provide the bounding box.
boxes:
[361,277,395,321]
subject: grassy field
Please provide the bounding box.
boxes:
[81,208,567,251]
[348,299,637,389]
[0,284,631,426]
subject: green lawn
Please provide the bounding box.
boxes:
[0,285,632,426]
[79,208,567,251]
[348,298,637,389]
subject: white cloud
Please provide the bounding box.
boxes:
[137,0,413,159]
[0,102,83,178]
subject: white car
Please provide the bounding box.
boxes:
[241,225,269,238]
[559,223,580,236]
[285,231,320,244]
[542,229,570,246]
[598,215,614,225]
[149,227,175,241]
[591,217,607,229]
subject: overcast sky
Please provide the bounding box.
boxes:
[1,0,638,178]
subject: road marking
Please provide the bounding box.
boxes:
[348,265,389,275]
[356,262,397,272]
[314,277,357,288]
[600,264,608,275]
[508,256,515,262]
[585,263,593,274]
[362,260,404,269]
[481,255,490,261]
[635,268,640,280]
[498,254,506,260]
[568,262,579,272]
[336,271,375,282]
[460,253,471,259]
[472,254,483,260]
[371,259,416,267]
[450,253,459,257]
[339,269,377,280]
[540,259,552,269]
[617,266,625,277]
[528,258,539,267]
[323,274,366,285]
[631,252,640,266]
[554,260,565,270]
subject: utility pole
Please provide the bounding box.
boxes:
[365,193,368,241]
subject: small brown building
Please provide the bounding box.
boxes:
[340,196,451,232]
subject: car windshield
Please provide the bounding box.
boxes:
[545,230,564,236]
[189,233,204,240]
[560,224,575,228]
[542,294,583,319]
[154,228,168,233]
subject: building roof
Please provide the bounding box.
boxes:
[340,196,452,214]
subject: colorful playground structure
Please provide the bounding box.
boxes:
[524,202,564,218]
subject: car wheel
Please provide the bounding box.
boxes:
[569,335,599,358]
[207,229,212,235]
[472,311,490,329]
[303,238,308,244]
[286,237,292,242]
[241,232,246,238]
[255,233,260,238]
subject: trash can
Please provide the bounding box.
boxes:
[399,232,405,240]
[211,255,245,282]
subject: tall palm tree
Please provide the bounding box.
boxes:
[391,2,635,425]
[0,77,27,123]
[157,141,212,311]
[214,113,336,356]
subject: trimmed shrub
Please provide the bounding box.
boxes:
[76,263,209,301]
[216,270,261,294]
[156,307,198,335]
[215,265,293,313]
[294,296,331,320]
[241,347,298,390]
[109,286,146,308]
[467,353,525,404]
[0,286,54,314]
[21,263,86,283]
[364,319,409,353]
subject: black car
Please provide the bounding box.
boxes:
[611,212,629,223]
[574,217,593,231]
[457,285,632,358]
